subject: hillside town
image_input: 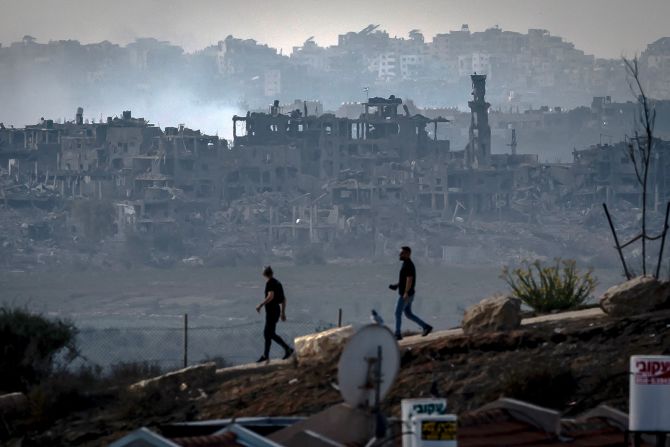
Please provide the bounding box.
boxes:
[2,27,670,126]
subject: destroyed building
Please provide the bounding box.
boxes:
[2,72,670,268]
[571,139,670,207]
[0,108,228,240]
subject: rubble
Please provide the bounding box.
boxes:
[0,78,669,272]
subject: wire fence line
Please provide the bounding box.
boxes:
[74,316,344,371]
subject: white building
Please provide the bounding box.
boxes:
[458,52,491,77]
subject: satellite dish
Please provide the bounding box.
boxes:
[337,324,400,409]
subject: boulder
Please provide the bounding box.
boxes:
[0,392,28,417]
[462,295,521,334]
[599,276,670,317]
[129,362,216,391]
[294,325,354,364]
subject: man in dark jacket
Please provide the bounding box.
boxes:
[256,266,294,362]
[389,246,433,340]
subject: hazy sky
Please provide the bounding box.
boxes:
[1,0,668,58]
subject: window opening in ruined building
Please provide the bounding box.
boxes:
[235,120,247,137]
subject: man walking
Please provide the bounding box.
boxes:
[389,246,432,340]
[256,266,294,362]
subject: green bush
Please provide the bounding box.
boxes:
[501,259,597,313]
[0,307,78,392]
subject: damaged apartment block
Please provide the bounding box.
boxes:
[2,74,670,264]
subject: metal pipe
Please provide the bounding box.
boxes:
[655,202,670,278]
[183,313,188,368]
[603,203,632,279]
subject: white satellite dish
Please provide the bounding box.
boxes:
[337,324,400,409]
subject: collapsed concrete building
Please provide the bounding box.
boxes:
[1,74,669,265]
[0,109,228,239]
[571,139,670,207]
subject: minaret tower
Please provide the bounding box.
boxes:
[467,74,491,167]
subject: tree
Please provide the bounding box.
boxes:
[624,58,656,276]
[603,57,669,279]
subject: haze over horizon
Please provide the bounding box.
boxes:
[1,0,669,59]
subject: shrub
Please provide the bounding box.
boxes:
[502,258,597,313]
[0,307,78,391]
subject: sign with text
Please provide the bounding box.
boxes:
[411,415,458,447]
[401,399,449,447]
[421,420,457,441]
[630,355,670,432]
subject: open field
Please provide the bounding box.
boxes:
[0,262,625,366]
[0,262,624,330]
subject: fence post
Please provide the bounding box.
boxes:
[183,313,188,368]
[338,308,342,328]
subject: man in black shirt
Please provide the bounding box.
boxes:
[389,246,432,340]
[255,266,294,362]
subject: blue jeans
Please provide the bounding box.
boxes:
[395,295,430,336]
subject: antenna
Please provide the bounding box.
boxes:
[337,324,400,409]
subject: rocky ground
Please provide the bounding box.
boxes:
[6,308,670,446]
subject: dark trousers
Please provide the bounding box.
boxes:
[263,311,290,357]
[394,295,430,336]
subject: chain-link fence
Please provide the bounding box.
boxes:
[75,316,342,371]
